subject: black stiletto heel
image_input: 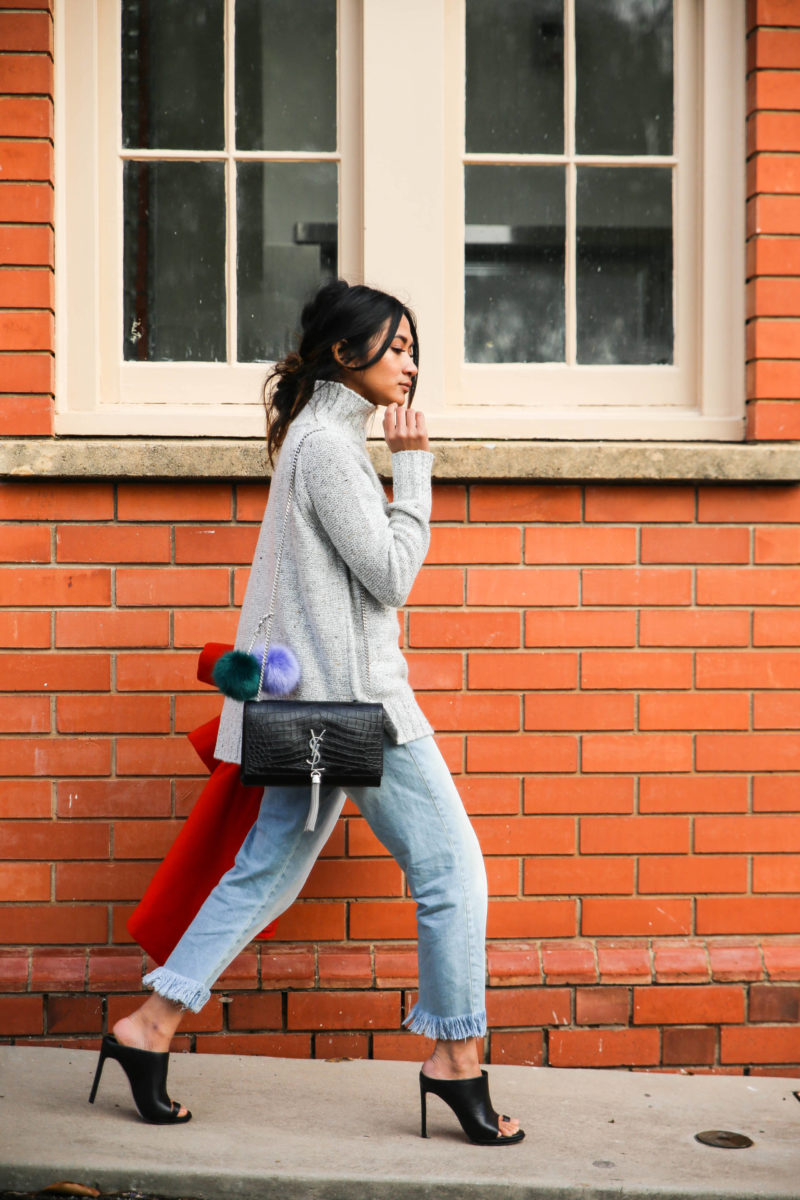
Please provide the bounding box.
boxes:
[419,1070,524,1146]
[88,1034,191,1124]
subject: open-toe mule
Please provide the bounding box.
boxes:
[419,1069,524,1145]
[89,1034,191,1124]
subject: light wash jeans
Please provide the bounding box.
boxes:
[144,735,488,1041]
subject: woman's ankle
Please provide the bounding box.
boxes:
[423,1037,481,1079]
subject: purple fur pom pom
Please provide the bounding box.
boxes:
[250,642,301,696]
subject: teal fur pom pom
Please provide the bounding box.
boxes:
[212,650,261,700]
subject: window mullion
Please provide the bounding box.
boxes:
[225,0,237,365]
[565,0,577,367]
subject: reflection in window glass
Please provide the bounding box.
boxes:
[123,162,226,362]
[577,167,673,365]
[122,0,224,150]
[237,162,338,361]
[465,166,565,363]
[575,0,673,155]
[466,0,564,153]
[235,0,336,152]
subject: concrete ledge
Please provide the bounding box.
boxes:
[2,437,800,482]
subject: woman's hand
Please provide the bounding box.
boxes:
[383,404,429,452]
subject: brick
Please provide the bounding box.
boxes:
[754,610,800,646]
[550,1027,659,1067]
[56,525,171,564]
[174,526,259,565]
[260,947,315,989]
[641,527,750,564]
[0,183,53,226]
[0,780,51,819]
[763,944,800,980]
[524,776,634,815]
[467,734,577,773]
[652,941,709,983]
[30,949,85,992]
[226,993,282,1030]
[0,996,43,1035]
[748,318,800,360]
[431,485,467,521]
[56,779,171,819]
[581,651,692,690]
[634,985,744,1025]
[404,653,463,691]
[0,695,49,733]
[750,195,800,237]
[753,854,800,892]
[0,905,107,945]
[0,951,29,991]
[749,984,800,1023]
[697,897,800,935]
[418,692,520,731]
[0,610,51,649]
[754,528,800,564]
[0,862,49,901]
[639,693,749,731]
[749,112,800,152]
[428,526,520,564]
[314,1033,369,1059]
[0,310,53,351]
[409,611,519,648]
[582,735,692,774]
[477,816,575,856]
[489,1031,543,1066]
[116,652,200,691]
[748,361,800,401]
[287,990,400,1031]
[582,570,692,607]
[300,859,403,899]
[0,568,110,607]
[235,483,270,521]
[1,737,110,777]
[486,857,518,895]
[754,691,800,728]
[697,733,800,772]
[0,483,113,521]
[582,899,692,936]
[662,1027,716,1066]
[56,861,155,902]
[56,610,170,649]
[749,235,800,277]
[0,50,53,93]
[597,944,652,984]
[486,899,577,938]
[458,776,520,815]
[698,486,800,524]
[642,778,750,816]
[524,856,633,895]
[0,523,50,561]
[469,651,577,690]
[525,609,636,647]
[747,402,800,440]
[524,693,634,731]
[754,775,800,811]
[0,651,109,692]
[3,821,108,861]
[372,1032,435,1062]
[56,695,170,734]
[585,487,695,523]
[112,820,184,860]
[709,944,764,982]
[116,568,229,607]
[485,986,571,1027]
[469,484,581,522]
[46,995,103,1035]
[195,1034,309,1057]
[273,902,346,942]
[172,609,239,649]
[524,527,636,564]
[374,945,418,987]
[639,610,750,647]
[0,10,52,50]
[541,943,596,983]
[174,693,223,732]
[641,856,748,895]
[0,395,51,438]
[575,987,629,1026]
[117,483,233,521]
[406,568,464,606]
[486,942,541,986]
[580,816,689,855]
[749,2,800,30]
[748,277,800,320]
[721,1025,800,1065]
[696,815,800,853]
[466,568,579,606]
[0,351,52,391]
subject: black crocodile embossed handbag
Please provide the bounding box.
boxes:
[240,430,384,830]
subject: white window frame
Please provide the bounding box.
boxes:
[56,0,745,441]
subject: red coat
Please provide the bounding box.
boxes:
[127,644,277,964]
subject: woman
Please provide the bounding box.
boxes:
[89,280,523,1146]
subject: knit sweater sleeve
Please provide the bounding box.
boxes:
[297,431,433,608]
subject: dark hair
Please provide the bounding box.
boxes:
[264,279,419,463]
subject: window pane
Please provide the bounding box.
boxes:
[235,0,336,151]
[575,0,673,156]
[123,162,226,362]
[577,167,673,365]
[237,162,338,361]
[465,165,565,363]
[121,0,224,151]
[466,0,564,153]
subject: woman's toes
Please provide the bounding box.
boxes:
[498,1115,520,1137]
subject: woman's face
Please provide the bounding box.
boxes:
[339,315,418,408]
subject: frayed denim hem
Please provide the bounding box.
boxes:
[403,1003,487,1041]
[143,966,210,1013]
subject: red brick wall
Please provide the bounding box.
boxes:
[0,0,54,435]
[747,0,800,439]
[2,479,800,1072]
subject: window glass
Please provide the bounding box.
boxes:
[122,0,224,151]
[235,0,336,151]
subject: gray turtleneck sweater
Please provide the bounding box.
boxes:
[214,380,435,764]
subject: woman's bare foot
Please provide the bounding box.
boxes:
[113,995,187,1119]
[421,1037,521,1139]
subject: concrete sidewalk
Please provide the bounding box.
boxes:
[0,1046,798,1200]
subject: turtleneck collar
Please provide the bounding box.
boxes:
[307,379,377,439]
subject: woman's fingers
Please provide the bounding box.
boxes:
[384,404,429,452]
